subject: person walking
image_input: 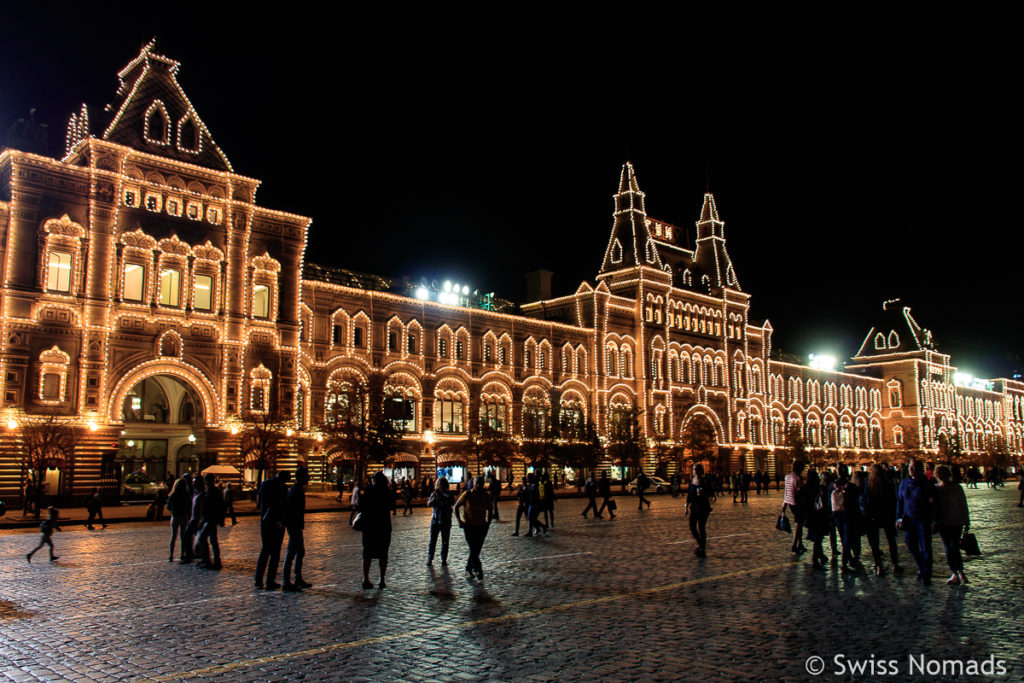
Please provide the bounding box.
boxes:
[426,477,455,566]
[402,479,415,516]
[581,474,599,518]
[933,464,970,585]
[358,471,394,589]
[223,483,237,525]
[26,507,60,563]
[685,464,715,557]
[636,470,651,510]
[897,459,936,584]
[597,470,616,519]
[783,461,807,554]
[542,472,556,528]
[283,467,311,591]
[454,475,495,580]
[861,464,903,575]
[526,473,548,536]
[195,473,225,570]
[820,470,840,563]
[489,472,502,521]
[84,487,107,530]
[349,478,363,527]
[511,475,530,536]
[798,469,829,570]
[167,475,192,563]
[255,471,289,590]
[832,464,862,574]
[153,486,167,522]
[187,475,207,565]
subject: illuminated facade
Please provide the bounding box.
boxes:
[1,45,1021,500]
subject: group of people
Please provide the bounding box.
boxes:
[512,472,556,535]
[254,468,310,591]
[166,472,232,570]
[781,458,972,585]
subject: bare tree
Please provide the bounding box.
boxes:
[322,373,398,485]
[678,416,719,472]
[18,410,77,513]
[237,411,289,483]
[607,407,644,490]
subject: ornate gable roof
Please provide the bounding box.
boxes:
[693,192,740,291]
[854,299,936,358]
[598,162,664,275]
[99,41,232,171]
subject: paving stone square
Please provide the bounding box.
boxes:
[1,487,1022,681]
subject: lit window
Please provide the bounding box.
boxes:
[46,251,72,292]
[206,206,221,224]
[159,268,181,306]
[484,344,492,363]
[388,331,398,352]
[123,263,145,301]
[193,274,213,310]
[124,188,139,207]
[456,340,465,360]
[145,193,162,212]
[165,198,181,216]
[498,346,506,364]
[407,334,416,354]
[186,202,201,220]
[253,284,270,318]
[437,398,464,433]
[42,373,61,401]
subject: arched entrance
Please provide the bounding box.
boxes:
[112,369,212,495]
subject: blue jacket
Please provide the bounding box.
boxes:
[897,475,934,521]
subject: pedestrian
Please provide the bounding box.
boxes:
[740,470,750,503]
[512,475,529,536]
[349,478,363,527]
[581,473,599,518]
[782,461,807,555]
[23,481,35,516]
[167,475,192,563]
[897,459,936,585]
[224,483,237,525]
[636,469,651,510]
[488,472,502,521]
[831,464,862,574]
[933,464,969,585]
[358,471,394,589]
[597,470,616,519]
[685,464,715,557]
[283,467,311,591]
[153,486,167,522]
[255,471,289,590]
[775,470,782,491]
[542,472,556,527]
[526,473,548,536]
[26,506,60,563]
[670,471,681,498]
[402,479,414,516]
[187,475,207,564]
[820,470,840,563]
[798,469,829,570]
[84,487,107,529]
[195,473,225,570]
[861,464,902,576]
[454,475,495,580]
[426,477,455,566]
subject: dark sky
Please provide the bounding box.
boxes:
[2,10,1019,378]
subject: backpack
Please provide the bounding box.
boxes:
[831,483,846,513]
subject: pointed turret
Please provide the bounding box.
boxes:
[693,191,740,291]
[598,162,664,275]
[98,40,232,171]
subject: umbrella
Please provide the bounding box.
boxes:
[201,465,241,476]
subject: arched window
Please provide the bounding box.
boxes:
[38,346,71,404]
[144,101,169,145]
[249,364,272,414]
[177,115,200,153]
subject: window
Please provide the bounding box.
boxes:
[539,351,546,371]
[408,334,417,355]
[46,251,72,292]
[145,193,162,212]
[165,198,181,216]
[455,340,465,360]
[498,346,506,364]
[893,426,904,446]
[206,206,221,224]
[193,274,212,310]
[438,338,448,358]
[123,263,145,301]
[353,326,364,347]
[159,268,181,306]
[437,398,464,433]
[525,349,532,368]
[42,373,61,400]
[484,344,492,363]
[186,202,201,220]
[524,403,548,437]
[388,331,398,352]
[384,395,416,432]
[480,399,506,432]
[253,284,270,318]
[333,324,344,345]
[124,188,139,207]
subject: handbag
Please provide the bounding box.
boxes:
[961,532,981,556]
[776,513,791,533]
[350,512,363,531]
[607,499,617,511]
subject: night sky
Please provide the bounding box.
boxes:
[2,10,1019,378]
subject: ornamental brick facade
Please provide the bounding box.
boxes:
[1,44,1021,501]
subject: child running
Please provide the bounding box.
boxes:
[27,506,61,563]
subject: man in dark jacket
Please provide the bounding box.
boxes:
[897,459,935,584]
[196,474,225,569]
[255,471,290,590]
[283,467,311,591]
[597,470,615,518]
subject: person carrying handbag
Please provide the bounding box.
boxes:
[933,464,970,585]
[782,461,807,554]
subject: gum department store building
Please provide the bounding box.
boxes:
[1,44,1022,500]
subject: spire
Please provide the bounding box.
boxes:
[693,191,740,291]
[598,162,663,276]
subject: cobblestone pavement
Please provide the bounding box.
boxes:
[1,486,1021,681]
